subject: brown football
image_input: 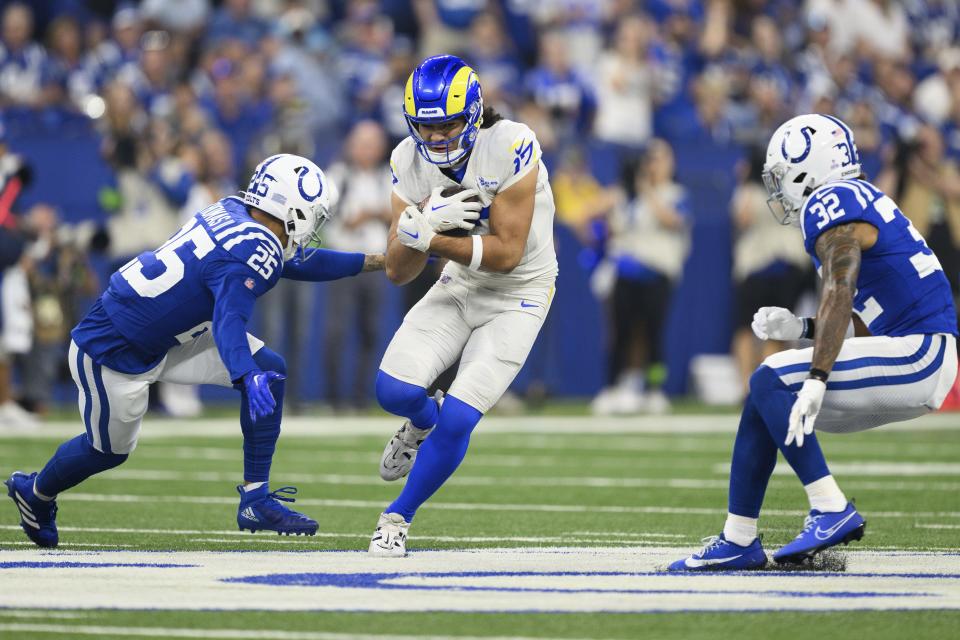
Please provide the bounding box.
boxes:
[422,185,481,237]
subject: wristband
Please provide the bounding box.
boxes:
[800,317,815,340]
[469,234,483,271]
[808,367,829,382]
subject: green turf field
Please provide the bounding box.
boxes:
[0,411,958,639]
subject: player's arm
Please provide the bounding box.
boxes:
[809,221,878,375]
[281,248,384,282]
[427,166,538,273]
[385,191,430,285]
[205,263,261,384]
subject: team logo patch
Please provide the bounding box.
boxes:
[477,176,499,190]
[245,278,255,290]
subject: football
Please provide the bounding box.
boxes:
[421,185,481,237]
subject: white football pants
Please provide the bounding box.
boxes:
[69,330,264,454]
[380,274,554,413]
[763,333,957,432]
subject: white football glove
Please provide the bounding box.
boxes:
[396,205,435,253]
[751,306,804,341]
[786,378,826,447]
[422,186,482,232]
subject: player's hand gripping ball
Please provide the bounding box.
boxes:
[419,185,482,237]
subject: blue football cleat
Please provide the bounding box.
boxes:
[236,484,318,536]
[5,471,58,548]
[668,533,767,571]
[773,502,865,564]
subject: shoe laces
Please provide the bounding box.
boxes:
[266,486,298,503]
[696,535,724,556]
[800,513,822,535]
[258,486,311,521]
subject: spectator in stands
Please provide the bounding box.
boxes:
[85,4,143,90]
[413,0,484,58]
[524,29,596,142]
[592,139,690,415]
[0,126,32,428]
[592,13,656,186]
[464,12,523,103]
[0,2,58,110]
[877,125,960,314]
[201,55,273,175]
[323,120,392,411]
[552,145,617,244]
[46,15,96,113]
[117,29,176,119]
[729,148,810,395]
[141,0,211,36]
[99,81,180,266]
[206,0,269,47]
[338,2,394,122]
[673,68,734,145]
[18,204,97,417]
[377,38,417,146]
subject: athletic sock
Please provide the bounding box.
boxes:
[723,513,759,547]
[804,475,848,512]
[34,434,128,497]
[386,395,482,521]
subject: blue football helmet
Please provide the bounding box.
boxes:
[404,54,483,167]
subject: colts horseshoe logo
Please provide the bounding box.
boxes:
[781,126,816,164]
[296,166,323,202]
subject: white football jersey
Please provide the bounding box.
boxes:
[390,119,558,290]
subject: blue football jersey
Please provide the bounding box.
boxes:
[72,197,284,379]
[800,179,958,337]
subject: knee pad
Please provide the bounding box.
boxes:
[375,370,426,414]
[749,365,789,395]
[253,346,287,375]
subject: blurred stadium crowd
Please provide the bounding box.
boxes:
[1,0,960,425]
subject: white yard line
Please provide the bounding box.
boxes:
[0,541,135,548]
[0,524,692,546]
[41,492,960,519]
[0,611,90,620]
[0,624,588,640]
[716,462,960,477]
[93,468,960,492]
[2,412,957,441]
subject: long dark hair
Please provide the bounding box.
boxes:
[480,105,503,129]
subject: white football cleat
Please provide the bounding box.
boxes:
[379,391,442,481]
[368,512,410,557]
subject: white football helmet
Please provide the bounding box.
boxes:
[763,114,861,225]
[242,153,339,260]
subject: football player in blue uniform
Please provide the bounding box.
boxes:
[670,114,958,570]
[5,154,385,548]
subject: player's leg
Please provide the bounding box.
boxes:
[6,340,150,548]
[370,285,552,556]
[159,333,316,535]
[376,280,472,481]
[758,334,954,562]
[667,392,774,571]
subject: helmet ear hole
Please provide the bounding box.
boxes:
[792,172,808,184]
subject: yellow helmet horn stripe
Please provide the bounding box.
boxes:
[445,66,476,116]
[404,72,416,116]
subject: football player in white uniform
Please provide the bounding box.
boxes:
[368,55,558,556]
